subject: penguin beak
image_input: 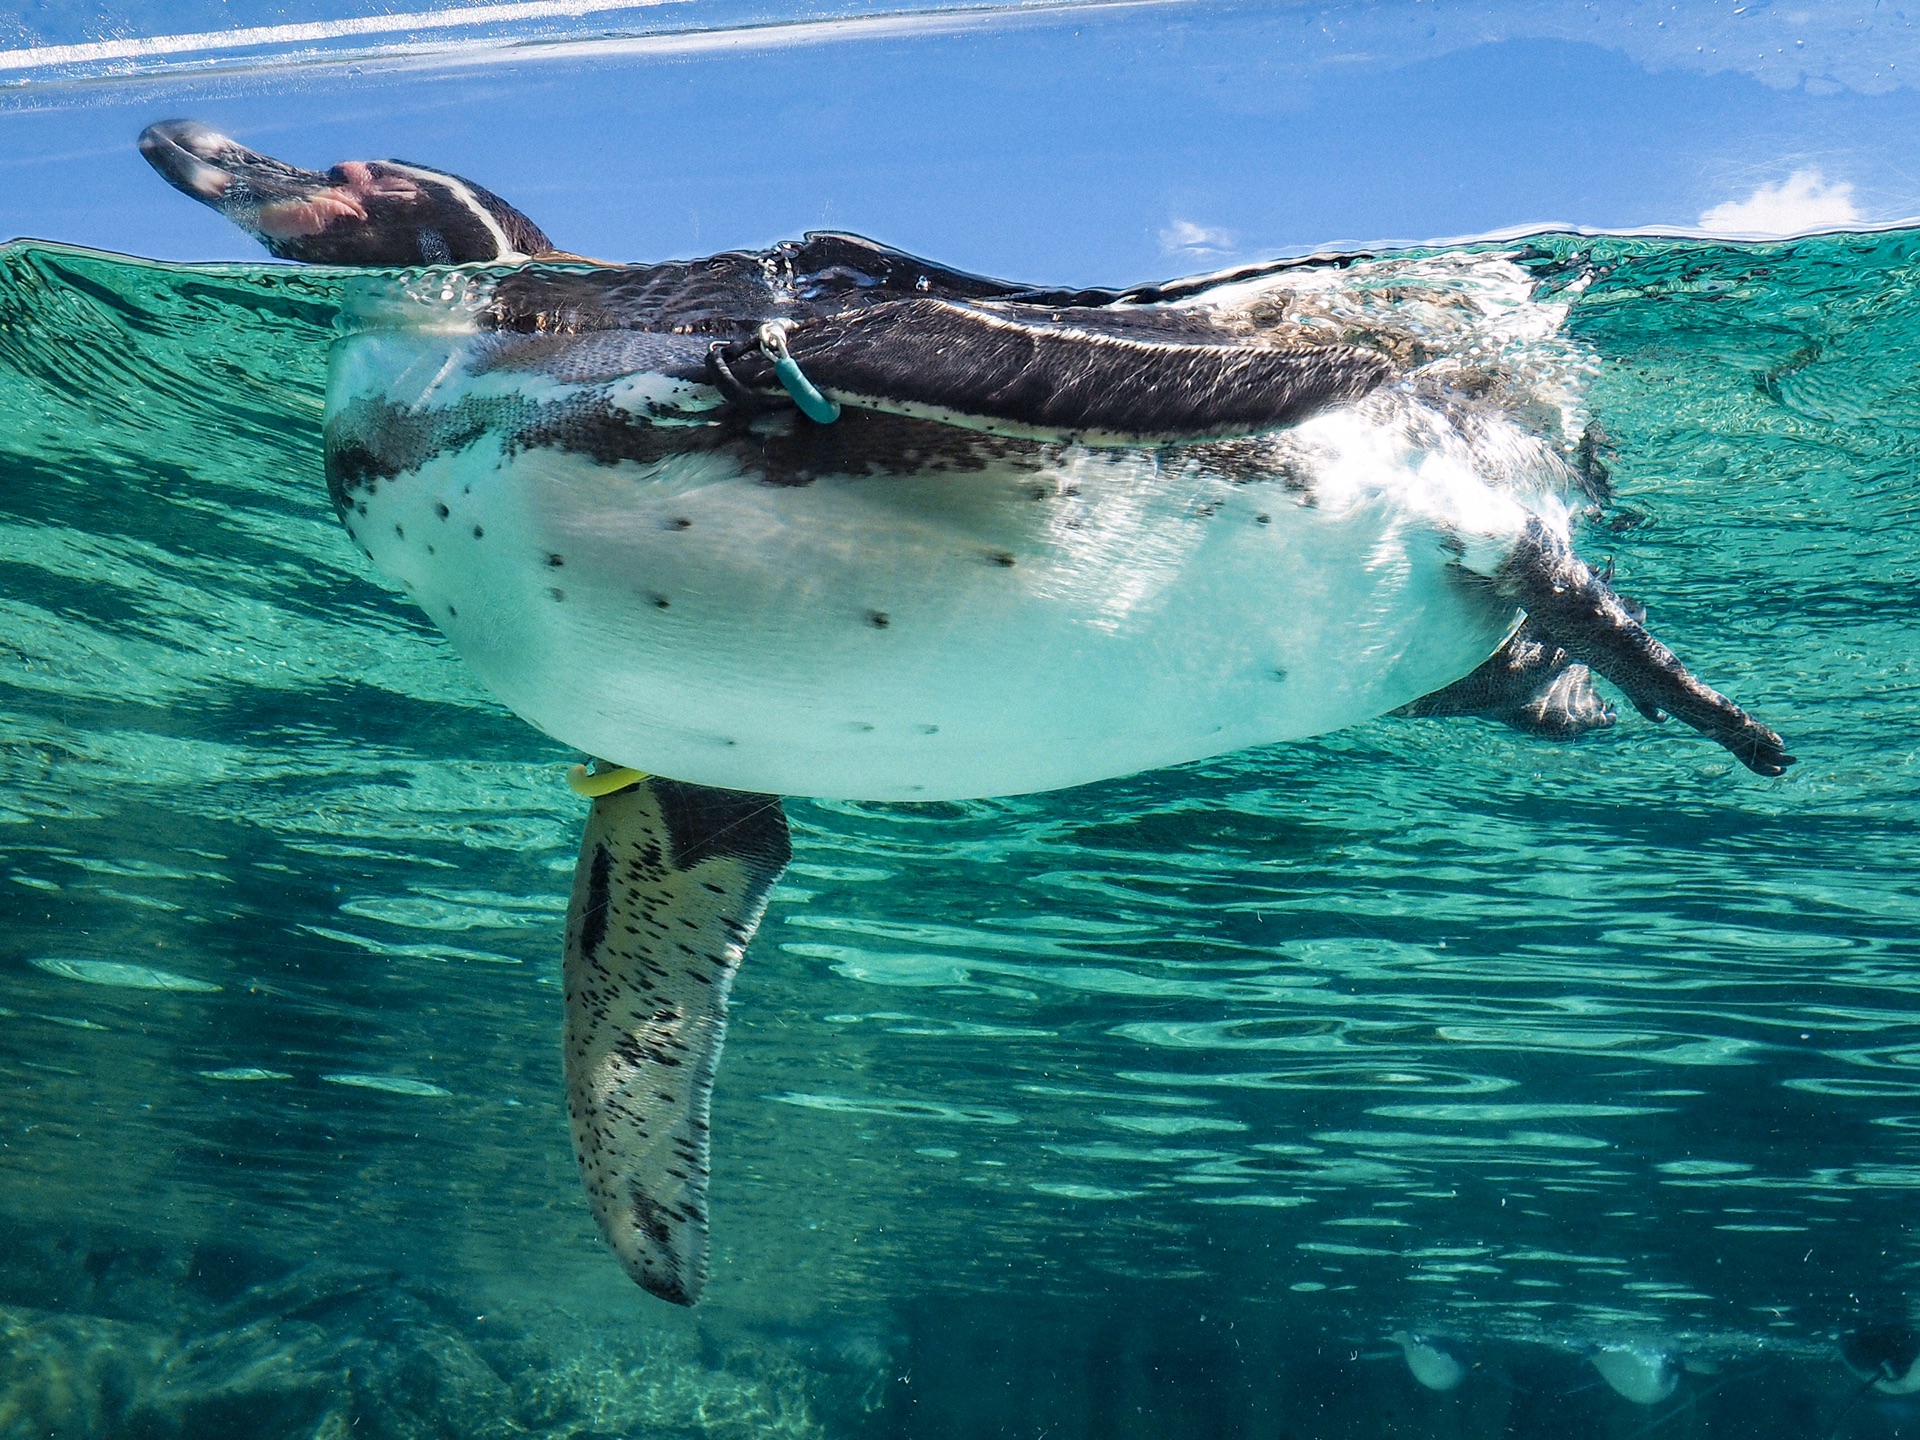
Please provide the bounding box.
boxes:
[139,120,333,211]
[138,120,246,204]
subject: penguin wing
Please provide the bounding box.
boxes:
[563,776,790,1306]
[737,297,1393,444]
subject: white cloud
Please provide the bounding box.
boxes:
[1159,218,1236,255]
[1697,170,1860,236]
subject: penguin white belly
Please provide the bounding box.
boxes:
[328,319,1546,800]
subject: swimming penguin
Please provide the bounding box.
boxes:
[1391,1331,1470,1392]
[1590,1345,1682,1406]
[1842,1322,1920,1395]
[138,120,1795,1306]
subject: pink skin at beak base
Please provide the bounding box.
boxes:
[251,162,421,241]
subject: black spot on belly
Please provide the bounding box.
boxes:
[867,610,890,629]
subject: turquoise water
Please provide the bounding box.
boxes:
[1,228,1918,1436]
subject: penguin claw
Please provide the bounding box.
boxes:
[1691,708,1794,776]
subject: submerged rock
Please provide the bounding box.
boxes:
[0,1305,170,1440]
[0,1232,840,1440]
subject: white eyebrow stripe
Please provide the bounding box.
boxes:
[378,160,523,261]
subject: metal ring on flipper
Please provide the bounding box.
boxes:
[756,321,841,424]
[562,773,790,1305]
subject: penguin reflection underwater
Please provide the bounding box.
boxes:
[139,120,1794,1305]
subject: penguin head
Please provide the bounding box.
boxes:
[139,120,554,265]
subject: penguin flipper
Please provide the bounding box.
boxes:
[737,297,1393,445]
[563,775,790,1306]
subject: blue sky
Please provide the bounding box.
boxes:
[3,1,1919,285]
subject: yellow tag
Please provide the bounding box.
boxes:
[566,764,649,798]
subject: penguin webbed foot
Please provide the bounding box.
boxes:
[563,774,791,1307]
[1397,616,1618,739]
[1509,664,1619,738]
[1497,519,1795,777]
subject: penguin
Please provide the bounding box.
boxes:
[139,119,1795,1305]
